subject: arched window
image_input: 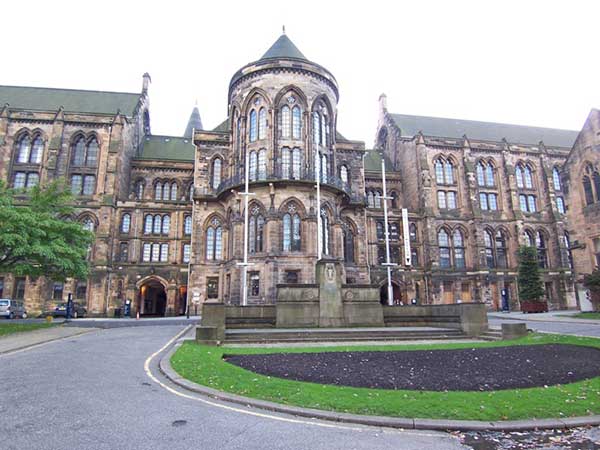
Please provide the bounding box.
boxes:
[154,182,162,200]
[438,229,451,268]
[281,106,291,138]
[376,221,384,240]
[495,230,507,268]
[189,183,194,201]
[484,230,495,268]
[153,215,162,234]
[236,117,242,151]
[81,217,95,232]
[553,167,562,191]
[367,191,375,208]
[593,172,600,202]
[391,191,398,209]
[184,215,192,235]
[524,165,533,188]
[516,165,524,188]
[162,182,171,201]
[282,207,301,252]
[536,231,548,268]
[312,112,320,144]
[340,165,348,184]
[135,181,144,200]
[258,108,266,140]
[212,158,222,189]
[556,196,565,214]
[258,149,267,180]
[249,110,257,142]
[144,215,153,234]
[583,176,594,205]
[313,102,330,147]
[29,136,43,164]
[206,218,223,260]
[170,182,178,201]
[320,208,330,256]
[161,215,170,235]
[292,148,301,179]
[453,229,465,268]
[71,137,86,166]
[485,163,494,187]
[249,151,258,181]
[86,138,98,167]
[409,223,417,242]
[120,213,131,233]
[434,158,454,184]
[524,230,534,247]
[16,135,32,163]
[248,208,264,254]
[343,222,355,263]
[374,191,382,208]
[292,106,301,139]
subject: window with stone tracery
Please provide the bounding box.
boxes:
[206,218,223,260]
[282,204,301,252]
[248,206,265,254]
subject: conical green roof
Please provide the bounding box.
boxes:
[183,106,203,138]
[260,34,308,61]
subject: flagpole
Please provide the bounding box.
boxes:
[316,142,322,261]
[238,142,253,306]
[381,158,396,306]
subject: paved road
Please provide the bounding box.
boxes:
[488,313,600,337]
[0,326,467,450]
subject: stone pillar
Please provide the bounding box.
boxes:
[317,259,345,327]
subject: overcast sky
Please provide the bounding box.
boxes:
[3,1,599,145]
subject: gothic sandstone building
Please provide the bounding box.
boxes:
[0,34,598,316]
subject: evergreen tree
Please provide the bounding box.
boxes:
[517,245,544,302]
[0,180,93,281]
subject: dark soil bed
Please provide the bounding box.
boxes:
[224,344,600,391]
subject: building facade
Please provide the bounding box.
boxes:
[0,33,598,315]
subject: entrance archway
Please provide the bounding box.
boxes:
[380,282,402,305]
[139,279,167,317]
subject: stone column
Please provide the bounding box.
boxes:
[317,259,345,327]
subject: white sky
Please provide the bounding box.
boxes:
[3,0,599,145]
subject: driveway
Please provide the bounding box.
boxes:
[0,325,467,450]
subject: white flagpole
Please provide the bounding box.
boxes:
[381,158,396,306]
[316,142,322,261]
[238,143,254,306]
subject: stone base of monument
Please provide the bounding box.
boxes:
[196,260,489,346]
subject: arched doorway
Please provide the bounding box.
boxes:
[380,282,402,305]
[138,279,167,317]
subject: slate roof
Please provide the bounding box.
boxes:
[136,135,194,162]
[0,85,142,116]
[260,34,308,62]
[184,106,203,138]
[389,113,579,148]
[364,149,393,172]
[212,118,230,133]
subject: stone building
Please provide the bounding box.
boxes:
[0,33,598,315]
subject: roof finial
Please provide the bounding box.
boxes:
[194,98,198,107]
[282,25,286,35]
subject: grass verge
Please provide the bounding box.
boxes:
[566,312,600,320]
[171,334,600,421]
[0,322,57,337]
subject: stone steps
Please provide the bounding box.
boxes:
[478,329,503,341]
[224,327,470,344]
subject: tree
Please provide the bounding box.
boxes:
[0,180,93,281]
[517,245,544,302]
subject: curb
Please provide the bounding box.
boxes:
[158,343,600,432]
[0,327,97,356]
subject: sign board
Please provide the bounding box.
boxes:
[402,208,411,266]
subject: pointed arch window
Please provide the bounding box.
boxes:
[485,163,494,187]
[170,182,178,201]
[583,175,594,205]
[484,230,495,268]
[280,106,291,138]
[593,172,600,203]
[206,218,223,260]
[292,106,301,139]
[212,158,222,189]
[438,229,451,268]
[340,165,348,184]
[292,148,301,179]
[536,231,548,269]
[135,181,144,200]
[409,223,417,242]
[236,117,242,151]
[321,154,328,183]
[516,165,524,188]
[154,182,163,200]
[343,222,355,263]
[453,229,465,268]
[524,230,534,247]
[184,215,192,235]
[248,207,265,254]
[81,217,95,232]
[435,160,445,184]
[162,182,170,201]
[367,191,375,208]
[258,108,267,140]
[29,136,43,164]
[16,135,32,163]
[495,230,507,268]
[120,213,131,233]
[71,137,98,167]
[312,112,320,144]
[374,190,382,208]
[281,147,291,179]
[152,215,162,234]
[282,207,301,252]
[434,158,454,185]
[161,215,171,235]
[71,137,86,166]
[320,208,330,256]
[524,165,533,188]
[553,167,562,191]
[249,110,257,142]
[144,215,153,234]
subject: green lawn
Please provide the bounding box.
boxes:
[0,322,57,337]
[567,312,600,320]
[171,334,600,421]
